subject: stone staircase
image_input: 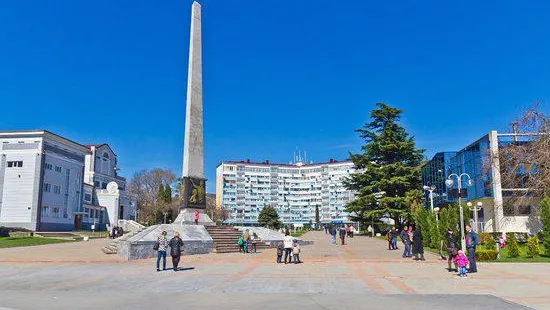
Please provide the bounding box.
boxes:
[34,232,83,240]
[101,226,146,255]
[205,226,272,253]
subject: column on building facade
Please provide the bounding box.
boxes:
[489,130,504,232]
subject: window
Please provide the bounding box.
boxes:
[518,205,531,215]
[55,166,62,173]
[84,193,92,202]
[52,207,60,218]
[43,183,51,193]
[45,163,53,170]
[53,185,61,194]
[41,206,49,217]
[7,161,23,168]
[503,204,514,216]
[94,181,100,187]
[101,182,107,189]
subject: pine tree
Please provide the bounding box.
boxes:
[345,103,424,226]
[258,205,282,229]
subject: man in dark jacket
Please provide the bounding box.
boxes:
[169,232,184,271]
[466,224,478,273]
[446,229,458,272]
[413,227,425,261]
[400,226,412,257]
[339,225,346,245]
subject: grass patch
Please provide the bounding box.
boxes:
[0,237,74,248]
[290,230,308,238]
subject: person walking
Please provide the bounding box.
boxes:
[400,226,412,258]
[329,225,337,244]
[465,224,478,273]
[324,224,328,234]
[242,229,251,254]
[193,210,200,225]
[391,228,399,250]
[339,225,346,245]
[349,224,355,238]
[169,231,184,271]
[283,231,294,264]
[386,228,392,250]
[446,229,458,272]
[412,227,425,261]
[155,231,169,271]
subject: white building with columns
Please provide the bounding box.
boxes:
[81,144,137,230]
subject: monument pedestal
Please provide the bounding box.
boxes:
[173,208,215,226]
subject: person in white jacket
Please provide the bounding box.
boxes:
[283,232,294,264]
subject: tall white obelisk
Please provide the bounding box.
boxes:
[176,1,213,225]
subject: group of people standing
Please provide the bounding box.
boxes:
[325,223,355,245]
[446,224,478,277]
[388,225,425,260]
[109,226,124,239]
[277,231,301,264]
[154,231,184,272]
[238,229,259,254]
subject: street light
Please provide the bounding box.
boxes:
[433,207,440,222]
[467,201,483,232]
[422,185,436,213]
[446,173,473,251]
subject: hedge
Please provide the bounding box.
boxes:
[475,249,498,261]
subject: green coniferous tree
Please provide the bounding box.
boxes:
[164,185,172,203]
[345,103,424,227]
[156,183,166,204]
[540,197,550,256]
[258,205,282,229]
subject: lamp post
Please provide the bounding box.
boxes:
[445,173,473,251]
[467,201,483,232]
[433,207,440,222]
[422,185,436,213]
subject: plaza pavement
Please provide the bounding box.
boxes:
[0,231,548,309]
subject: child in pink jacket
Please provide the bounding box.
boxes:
[453,250,469,277]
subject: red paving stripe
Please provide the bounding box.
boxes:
[349,262,386,294]
[369,262,417,294]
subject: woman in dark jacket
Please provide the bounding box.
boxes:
[169,231,184,271]
[446,229,458,271]
[412,227,425,261]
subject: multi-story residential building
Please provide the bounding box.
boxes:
[0,130,89,231]
[216,159,356,226]
[0,130,137,231]
[81,144,137,230]
[422,130,542,234]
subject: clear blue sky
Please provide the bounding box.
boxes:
[1,1,549,192]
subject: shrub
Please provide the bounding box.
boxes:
[526,236,540,258]
[484,241,497,251]
[506,232,520,258]
[475,249,498,261]
[477,232,493,245]
[540,197,550,256]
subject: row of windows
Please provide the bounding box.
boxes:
[41,206,68,218]
[7,161,23,168]
[45,163,63,173]
[43,183,62,194]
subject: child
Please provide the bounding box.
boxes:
[276,241,284,263]
[453,250,469,277]
[292,240,301,264]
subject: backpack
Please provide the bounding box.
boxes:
[153,241,159,251]
[237,237,243,246]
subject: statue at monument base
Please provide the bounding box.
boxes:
[174,176,214,226]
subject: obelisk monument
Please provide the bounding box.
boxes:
[175,1,213,225]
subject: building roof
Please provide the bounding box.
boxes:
[0,129,91,154]
[217,159,353,168]
[85,143,117,157]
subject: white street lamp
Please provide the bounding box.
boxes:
[467,201,483,232]
[446,173,474,251]
[423,185,436,213]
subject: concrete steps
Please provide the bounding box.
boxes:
[34,232,83,240]
[205,226,272,253]
[100,227,145,255]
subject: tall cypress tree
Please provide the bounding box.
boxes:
[156,183,166,204]
[344,103,424,226]
[164,185,172,203]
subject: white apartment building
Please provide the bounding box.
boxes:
[0,130,89,231]
[216,159,356,226]
[81,144,137,230]
[0,130,137,231]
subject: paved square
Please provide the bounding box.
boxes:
[0,232,547,309]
